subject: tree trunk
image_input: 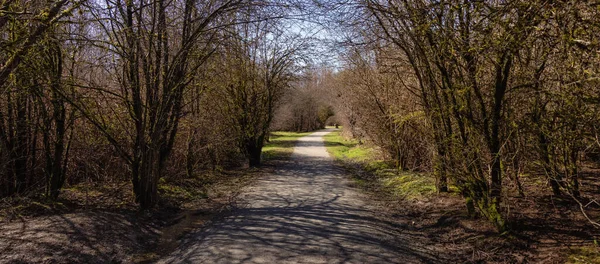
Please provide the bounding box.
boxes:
[248,147,262,167]
[568,147,580,198]
[48,92,66,199]
[432,119,448,193]
[14,92,29,194]
[133,148,161,209]
[435,153,448,193]
[486,54,512,231]
[247,139,264,167]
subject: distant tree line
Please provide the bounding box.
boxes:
[272,69,336,132]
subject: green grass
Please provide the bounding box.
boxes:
[323,132,373,162]
[380,170,437,200]
[567,245,600,264]
[324,130,437,200]
[262,131,312,161]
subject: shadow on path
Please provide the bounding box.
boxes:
[0,210,158,263]
[158,129,443,264]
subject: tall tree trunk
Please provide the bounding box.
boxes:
[486,54,512,231]
[49,91,66,199]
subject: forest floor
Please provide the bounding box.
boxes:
[324,131,600,263]
[0,132,306,264]
[0,167,261,263]
[0,129,599,263]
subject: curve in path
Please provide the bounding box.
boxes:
[158,129,436,264]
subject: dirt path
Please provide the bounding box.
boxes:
[157,129,439,264]
[1,129,593,263]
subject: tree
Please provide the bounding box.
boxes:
[0,0,80,90]
[67,0,252,209]
[216,15,306,166]
[356,0,558,229]
[0,0,79,198]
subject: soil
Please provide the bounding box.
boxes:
[1,129,598,263]
[0,169,260,264]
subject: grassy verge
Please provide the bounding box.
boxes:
[324,130,436,200]
[262,131,312,161]
[324,131,374,163]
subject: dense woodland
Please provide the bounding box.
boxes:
[328,0,600,231]
[0,0,310,209]
[1,0,599,235]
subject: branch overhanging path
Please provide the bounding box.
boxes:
[157,128,435,263]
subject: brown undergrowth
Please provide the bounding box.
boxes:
[0,131,300,263]
[0,167,263,264]
[337,162,599,263]
[326,133,600,263]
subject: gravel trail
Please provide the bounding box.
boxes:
[158,129,436,264]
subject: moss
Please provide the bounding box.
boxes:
[448,185,461,193]
[487,198,506,231]
[567,245,600,264]
[472,196,506,231]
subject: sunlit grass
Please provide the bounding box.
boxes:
[262,131,312,161]
[324,130,437,200]
[323,132,373,162]
[567,245,600,264]
[380,170,437,200]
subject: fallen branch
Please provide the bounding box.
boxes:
[569,194,600,228]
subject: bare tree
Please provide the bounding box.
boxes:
[215,13,306,166]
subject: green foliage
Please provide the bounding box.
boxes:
[317,105,335,127]
[391,110,425,126]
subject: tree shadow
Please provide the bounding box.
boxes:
[159,151,451,264]
[0,210,159,263]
